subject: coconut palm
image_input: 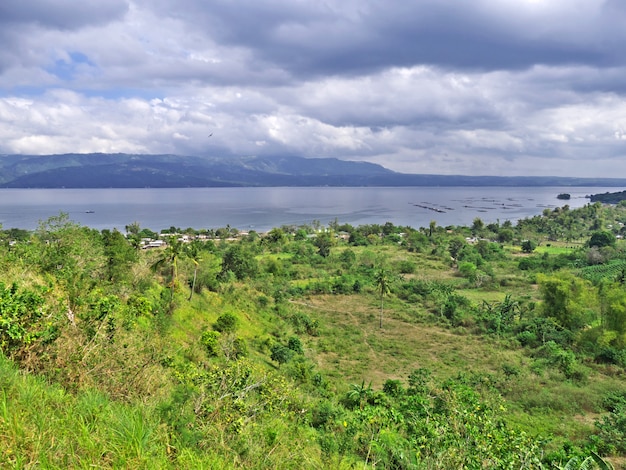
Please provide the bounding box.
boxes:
[185,241,203,301]
[151,237,184,302]
[375,266,391,328]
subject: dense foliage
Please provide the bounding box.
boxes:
[2,204,626,468]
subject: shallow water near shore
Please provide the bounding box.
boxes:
[0,186,615,232]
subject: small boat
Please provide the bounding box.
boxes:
[85,210,95,214]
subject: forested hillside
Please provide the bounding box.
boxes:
[1,153,626,188]
[2,203,626,468]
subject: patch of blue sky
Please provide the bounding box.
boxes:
[46,51,96,81]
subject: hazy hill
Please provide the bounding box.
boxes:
[1,153,625,188]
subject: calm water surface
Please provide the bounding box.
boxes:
[0,187,615,232]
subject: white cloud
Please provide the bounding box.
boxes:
[0,0,625,176]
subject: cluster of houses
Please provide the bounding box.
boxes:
[138,231,252,249]
[136,229,357,249]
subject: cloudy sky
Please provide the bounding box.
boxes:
[1,0,625,177]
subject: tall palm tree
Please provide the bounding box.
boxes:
[152,237,184,301]
[186,241,203,301]
[375,266,391,328]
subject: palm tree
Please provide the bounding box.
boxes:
[186,241,203,301]
[152,237,184,301]
[429,220,437,238]
[347,380,373,410]
[375,266,391,328]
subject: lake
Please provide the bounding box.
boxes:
[0,186,616,232]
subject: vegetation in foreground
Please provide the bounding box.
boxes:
[2,202,626,468]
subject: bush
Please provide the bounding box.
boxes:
[311,400,338,429]
[201,330,221,357]
[287,336,303,354]
[516,330,538,347]
[593,406,626,455]
[270,344,294,366]
[383,379,404,397]
[518,257,539,271]
[397,260,417,274]
[214,313,238,333]
[458,262,477,279]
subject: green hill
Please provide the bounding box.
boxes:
[1,205,626,468]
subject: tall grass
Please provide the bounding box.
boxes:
[0,354,178,469]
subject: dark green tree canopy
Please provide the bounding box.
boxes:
[589,231,616,248]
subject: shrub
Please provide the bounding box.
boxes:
[397,260,417,274]
[383,379,404,397]
[458,262,477,279]
[214,313,238,333]
[201,330,221,357]
[593,406,626,455]
[518,257,539,271]
[311,400,338,429]
[287,336,303,354]
[521,240,537,253]
[270,345,294,366]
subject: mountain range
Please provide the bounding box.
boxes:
[0,153,625,188]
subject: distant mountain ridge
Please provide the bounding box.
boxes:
[0,153,625,188]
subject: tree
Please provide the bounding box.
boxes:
[405,231,429,252]
[214,313,238,333]
[589,231,616,248]
[152,237,184,302]
[101,228,137,283]
[538,273,595,332]
[429,220,437,238]
[125,221,142,250]
[471,217,484,236]
[34,213,106,312]
[201,330,221,357]
[287,336,304,354]
[498,229,514,244]
[339,248,357,268]
[314,231,334,258]
[521,239,537,253]
[185,241,203,301]
[220,243,258,280]
[602,285,626,342]
[448,237,466,265]
[271,344,294,367]
[264,228,287,248]
[375,266,391,328]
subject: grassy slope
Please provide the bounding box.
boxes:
[2,218,626,467]
[278,244,624,454]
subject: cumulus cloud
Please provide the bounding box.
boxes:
[0,0,624,177]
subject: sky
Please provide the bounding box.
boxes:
[0,0,625,177]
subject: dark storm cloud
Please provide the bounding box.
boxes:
[143,0,626,79]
